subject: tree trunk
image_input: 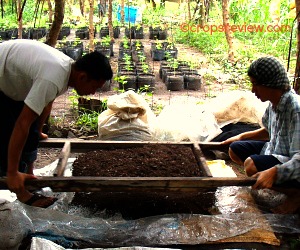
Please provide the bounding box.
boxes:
[79,0,85,16]
[98,0,106,24]
[294,0,300,93]
[88,0,94,52]
[150,0,156,8]
[200,0,205,27]
[47,0,53,23]
[45,0,65,47]
[108,0,113,41]
[187,0,191,22]
[17,0,22,39]
[121,0,124,25]
[222,0,234,62]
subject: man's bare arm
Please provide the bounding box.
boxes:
[6,105,38,194]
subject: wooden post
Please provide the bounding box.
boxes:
[54,141,71,177]
[192,142,212,177]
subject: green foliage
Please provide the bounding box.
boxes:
[141,63,149,73]
[167,58,179,71]
[142,7,168,26]
[151,103,164,116]
[137,84,153,96]
[230,0,271,24]
[172,0,296,88]
[68,90,108,133]
[101,35,111,46]
[0,0,47,28]
[155,41,163,50]
[174,27,227,56]
[114,75,128,93]
[75,110,99,132]
[68,89,81,109]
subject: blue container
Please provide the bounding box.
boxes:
[117,5,138,23]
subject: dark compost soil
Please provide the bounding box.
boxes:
[71,144,216,219]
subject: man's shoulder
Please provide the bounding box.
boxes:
[286,91,300,112]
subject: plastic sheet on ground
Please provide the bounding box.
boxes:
[2,161,300,249]
[31,237,180,250]
[2,187,300,249]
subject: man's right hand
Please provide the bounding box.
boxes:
[220,134,242,145]
[6,171,37,195]
[252,167,277,190]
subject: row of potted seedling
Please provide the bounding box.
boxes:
[56,36,114,60]
[116,40,155,92]
[159,59,202,91]
[0,27,48,40]
[151,41,178,61]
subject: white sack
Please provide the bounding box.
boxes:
[98,90,156,141]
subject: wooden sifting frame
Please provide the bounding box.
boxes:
[0,139,256,192]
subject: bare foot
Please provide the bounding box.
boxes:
[24,193,57,208]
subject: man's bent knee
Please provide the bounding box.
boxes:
[244,157,258,176]
[228,148,244,165]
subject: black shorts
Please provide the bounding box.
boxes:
[230,140,300,188]
[229,140,282,170]
[0,92,39,176]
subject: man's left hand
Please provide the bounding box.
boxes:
[39,132,48,140]
[252,167,277,189]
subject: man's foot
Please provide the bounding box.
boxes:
[24,192,57,208]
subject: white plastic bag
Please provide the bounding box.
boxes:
[151,103,222,142]
[202,90,268,126]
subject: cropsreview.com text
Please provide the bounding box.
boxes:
[180,23,292,35]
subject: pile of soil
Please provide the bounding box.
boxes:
[71,144,216,219]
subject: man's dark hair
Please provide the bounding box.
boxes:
[74,51,113,81]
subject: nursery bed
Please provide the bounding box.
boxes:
[0,139,255,218]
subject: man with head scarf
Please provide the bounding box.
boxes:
[222,56,300,214]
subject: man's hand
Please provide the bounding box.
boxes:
[39,132,48,140]
[252,167,277,189]
[220,127,269,145]
[6,171,37,194]
[220,134,242,145]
